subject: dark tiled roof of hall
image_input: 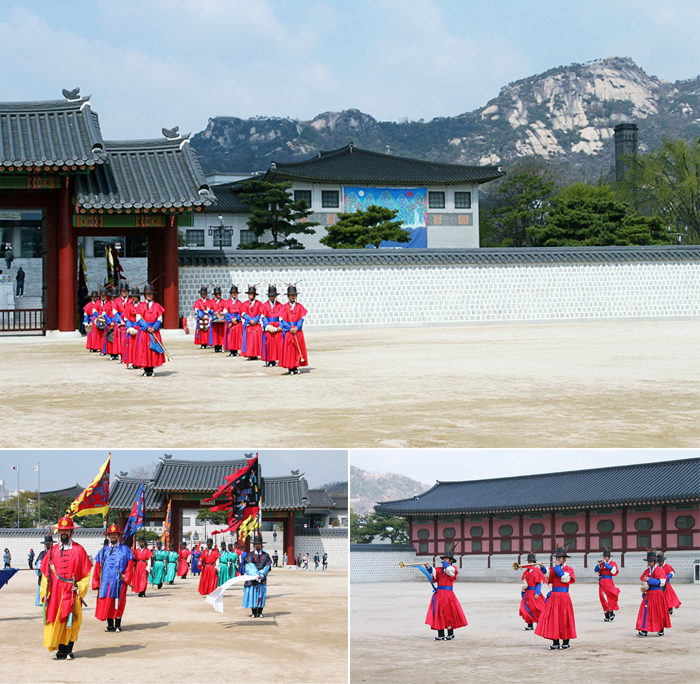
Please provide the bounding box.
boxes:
[262,143,504,184]
[374,458,700,515]
[109,477,165,511]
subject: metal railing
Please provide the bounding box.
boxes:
[0,309,46,334]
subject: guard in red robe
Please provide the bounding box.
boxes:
[122,287,141,369]
[177,542,191,578]
[519,553,547,629]
[131,535,151,597]
[594,548,620,621]
[224,285,242,356]
[241,286,263,359]
[209,286,227,352]
[96,288,111,355]
[657,552,681,614]
[535,546,576,649]
[91,524,134,632]
[103,287,125,360]
[39,516,93,660]
[193,287,211,348]
[83,291,102,352]
[134,284,166,377]
[280,285,308,374]
[112,282,130,359]
[637,550,671,636]
[424,550,467,641]
[261,285,284,367]
[198,539,220,596]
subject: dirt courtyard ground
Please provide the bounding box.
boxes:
[1,566,348,684]
[350,581,700,684]
[0,319,698,448]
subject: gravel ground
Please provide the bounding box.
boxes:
[350,580,700,684]
[0,319,698,448]
[1,565,348,684]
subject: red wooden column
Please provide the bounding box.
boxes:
[147,228,162,295]
[162,215,179,329]
[57,178,77,331]
[284,511,295,564]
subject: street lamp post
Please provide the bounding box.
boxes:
[209,215,233,250]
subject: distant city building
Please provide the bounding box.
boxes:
[302,490,349,529]
[0,480,9,502]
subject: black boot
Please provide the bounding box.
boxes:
[446,628,454,640]
[561,639,570,650]
[105,618,115,632]
[604,611,611,622]
[66,641,75,659]
[657,629,664,637]
[228,351,235,356]
[609,611,615,621]
[53,644,68,660]
[434,629,445,641]
[669,608,674,615]
[115,618,122,633]
[158,583,163,589]
[549,640,560,650]
[138,591,146,597]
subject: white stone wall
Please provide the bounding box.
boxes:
[294,532,348,567]
[180,259,700,331]
[351,547,418,583]
[0,530,107,566]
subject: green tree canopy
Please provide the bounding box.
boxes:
[482,158,557,247]
[621,137,700,243]
[237,180,318,249]
[196,508,229,527]
[350,509,409,544]
[530,183,672,246]
[320,205,411,249]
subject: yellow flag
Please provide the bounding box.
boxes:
[68,454,110,518]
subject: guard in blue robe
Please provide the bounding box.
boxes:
[242,535,272,618]
[35,534,53,606]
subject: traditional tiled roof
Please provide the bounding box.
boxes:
[308,489,337,508]
[206,181,252,213]
[0,97,106,169]
[40,483,85,498]
[109,477,165,512]
[179,245,700,268]
[375,459,700,516]
[331,494,348,509]
[350,543,415,551]
[262,143,504,184]
[297,528,348,538]
[264,475,310,510]
[74,138,215,211]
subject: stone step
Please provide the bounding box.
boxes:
[14,296,43,309]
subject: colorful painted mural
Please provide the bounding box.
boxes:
[343,186,427,247]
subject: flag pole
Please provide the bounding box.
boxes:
[16,462,20,528]
[37,463,40,526]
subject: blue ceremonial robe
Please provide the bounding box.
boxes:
[242,551,272,609]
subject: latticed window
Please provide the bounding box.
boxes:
[419,543,428,554]
[443,528,456,539]
[428,191,445,209]
[239,230,256,245]
[185,229,205,246]
[597,520,615,533]
[454,191,471,209]
[472,541,482,552]
[501,540,511,552]
[294,190,312,207]
[530,523,545,535]
[470,526,483,537]
[562,522,578,534]
[564,538,577,550]
[321,190,339,208]
[678,534,692,547]
[599,537,612,549]
[675,516,695,529]
[531,539,543,550]
[635,518,653,531]
[417,529,430,539]
[499,525,513,536]
[637,535,651,548]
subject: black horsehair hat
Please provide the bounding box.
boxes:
[43,535,53,544]
[646,550,658,562]
[603,548,612,557]
[656,551,666,562]
[119,282,129,292]
[247,285,257,295]
[90,290,98,297]
[143,284,156,295]
[213,286,222,295]
[287,284,298,296]
[230,285,239,293]
[253,535,264,545]
[553,545,570,558]
[130,287,141,297]
[199,286,208,294]
[440,546,457,562]
[527,552,537,563]
[138,535,146,542]
[268,284,278,296]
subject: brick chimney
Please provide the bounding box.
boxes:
[614,123,638,182]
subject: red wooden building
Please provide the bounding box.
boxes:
[0,92,214,330]
[375,458,699,567]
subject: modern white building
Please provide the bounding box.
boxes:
[186,143,503,250]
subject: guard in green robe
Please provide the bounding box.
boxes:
[218,547,233,586]
[165,544,179,584]
[150,542,167,589]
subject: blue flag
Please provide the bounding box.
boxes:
[123,482,146,539]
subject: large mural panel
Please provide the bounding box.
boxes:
[343,187,427,248]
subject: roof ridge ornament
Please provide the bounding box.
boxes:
[62,87,81,101]
[162,125,180,139]
[348,141,354,152]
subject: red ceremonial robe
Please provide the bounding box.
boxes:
[40,541,93,629]
[122,299,141,366]
[519,566,547,624]
[261,300,284,362]
[224,298,242,351]
[177,548,191,577]
[115,295,130,355]
[198,548,220,595]
[83,300,103,350]
[535,565,577,641]
[280,302,308,369]
[424,565,468,631]
[636,566,672,632]
[134,300,166,368]
[104,298,124,356]
[91,553,134,620]
[131,547,152,594]
[595,560,621,612]
[193,298,211,346]
[241,299,263,357]
[658,562,681,610]
[209,297,227,346]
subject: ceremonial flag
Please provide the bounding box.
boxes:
[31,466,38,472]
[123,482,146,539]
[161,500,172,546]
[11,465,17,471]
[78,244,88,302]
[206,456,261,538]
[0,568,19,590]
[68,454,110,518]
[205,574,251,613]
[111,246,126,286]
[237,506,260,546]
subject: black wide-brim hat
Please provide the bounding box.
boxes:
[143,284,156,295]
[253,535,264,545]
[440,551,457,563]
[130,287,141,297]
[602,548,612,557]
[286,285,298,296]
[119,282,130,292]
[553,546,570,558]
[43,535,53,544]
[247,285,257,295]
[230,285,239,293]
[268,285,278,295]
[199,286,208,293]
[646,550,658,562]
[656,551,666,562]
[213,286,222,294]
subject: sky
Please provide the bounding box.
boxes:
[0,449,347,493]
[1,1,698,140]
[351,449,698,489]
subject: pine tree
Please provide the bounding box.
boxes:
[320,205,410,248]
